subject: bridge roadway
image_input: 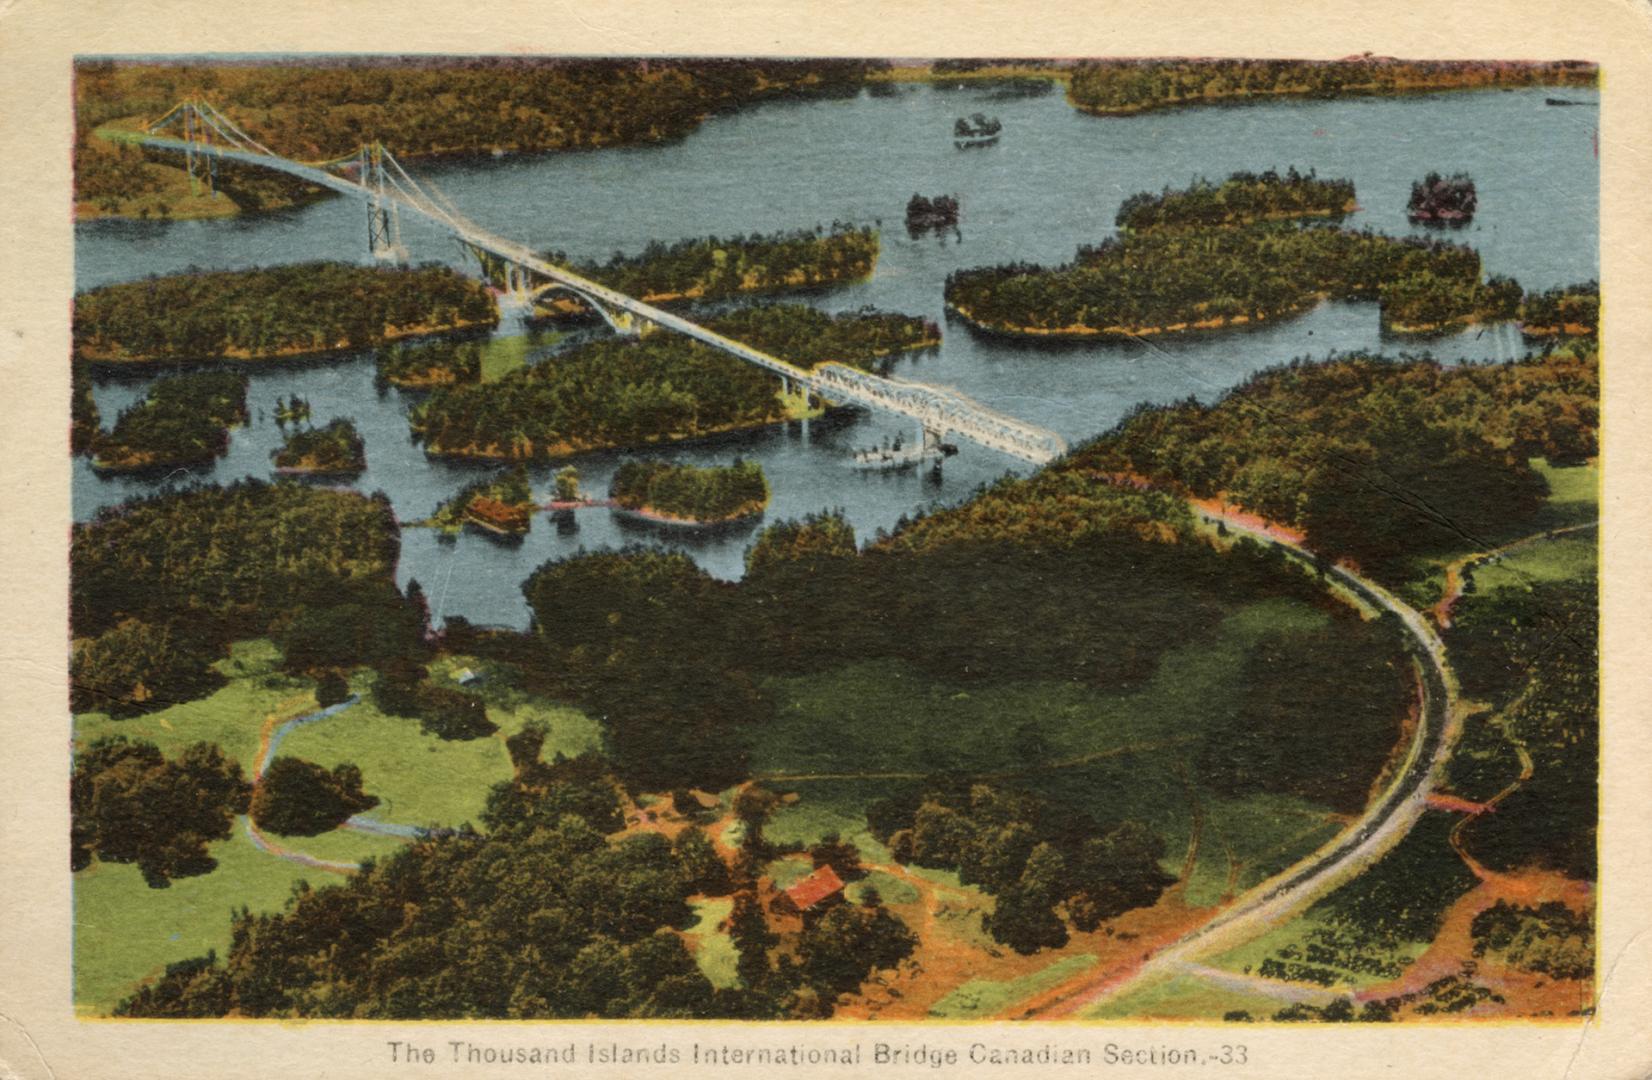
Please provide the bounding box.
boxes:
[129,130,1067,466]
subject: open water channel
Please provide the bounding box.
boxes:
[73,81,1598,628]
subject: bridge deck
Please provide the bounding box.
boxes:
[132,130,1066,465]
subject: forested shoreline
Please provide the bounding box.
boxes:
[89,372,248,472]
[74,59,881,220]
[73,263,497,364]
[271,417,366,475]
[1067,58,1596,116]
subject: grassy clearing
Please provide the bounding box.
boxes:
[73,642,599,1014]
[276,693,598,829]
[76,828,319,1015]
[1473,537,1596,592]
[929,953,1098,1018]
[685,898,740,990]
[1082,971,1290,1021]
[73,640,304,771]
[756,597,1355,916]
[1398,457,1597,607]
[1181,794,1345,908]
[847,870,921,906]
[755,598,1330,780]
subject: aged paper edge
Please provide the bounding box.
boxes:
[1,1,1648,1077]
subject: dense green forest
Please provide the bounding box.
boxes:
[868,783,1175,953]
[410,305,932,459]
[1076,346,1597,574]
[271,417,366,474]
[1067,58,1596,115]
[610,459,769,523]
[1116,168,1357,231]
[74,59,879,219]
[72,480,401,646]
[375,338,484,387]
[72,364,101,453]
[562,225,879,301]
[72,736,251,887]
[945,221,1514,336]
[1521,281,1599,337]
[89,372,248,472]
[1446,574,1597,879]
[73,263,497,363]
[700,304,939,370]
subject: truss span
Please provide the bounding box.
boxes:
[130,102,1068,465]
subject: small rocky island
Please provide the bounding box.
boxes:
[906,193,961,234]
[953,112,1002,147]
[272,418,366,476]
[1408,172,1477,225]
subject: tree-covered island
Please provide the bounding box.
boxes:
[1519,281,1598,338]
[419,467,539,537]
[946,221,1520,338]
[271,417,367,476]
[409,305,937,460]
[609,459,770,525]
[1115,168,1357,231]
[1408,172,1478,224]
[89,372,248,473]
[73,263,497,364]
[550,224,879,306]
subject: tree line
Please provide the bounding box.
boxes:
[1067,58,1596,115]
[73,262,497,363]
[868,782,1175,954]
[609,459,770,523]
[114,736,915,1019]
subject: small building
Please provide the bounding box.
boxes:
[781,865,846,925]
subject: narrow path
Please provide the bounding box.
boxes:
[1434,521,1598,629]
[243,694,429,872]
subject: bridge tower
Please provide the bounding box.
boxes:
[178,101,219,199]
[360,143,407,262]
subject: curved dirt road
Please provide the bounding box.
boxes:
[1024,505,1460,1017]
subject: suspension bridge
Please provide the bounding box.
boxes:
[123,100,1068,466]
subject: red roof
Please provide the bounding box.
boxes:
[785,865,845,911]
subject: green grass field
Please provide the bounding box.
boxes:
[72,642,599,1013]
[752,598,1374,934]
[1398,457,1598,607]
[685,898,740,990]
[929,954,1098,1018]
[479,328,567,382]
[1082,970,1295,1021]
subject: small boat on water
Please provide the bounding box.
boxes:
[849,433,959,471]
[954,113,1002,148]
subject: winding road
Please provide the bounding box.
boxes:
[1023,501,1461,1017]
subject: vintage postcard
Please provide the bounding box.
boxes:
[3,1,1650,1077]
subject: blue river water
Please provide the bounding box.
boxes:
[73,82,1598,628]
